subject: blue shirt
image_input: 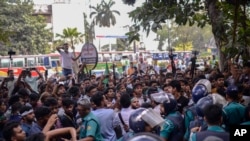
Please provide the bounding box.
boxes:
[92,108,116,141]
[21,122,34,137]
[29,122,43,135]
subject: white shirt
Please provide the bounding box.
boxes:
[59,51,73,69]
[119,107,134,126]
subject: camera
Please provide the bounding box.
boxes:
[8,50,16,56]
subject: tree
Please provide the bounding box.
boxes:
[124,0,250,71]
[0,0,52,55]
[55,27,84,56]
[116,38,129,51]
[90,0,120,27]
[83,13,95,43]
[0,24,12,45]
[156,22,213,52]
[175,41,193,51]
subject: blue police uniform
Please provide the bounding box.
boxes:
[79,112,103,141]
[189,125,229,141]
[160,111,184,141]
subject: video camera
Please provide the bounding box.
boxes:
[8,50,16,56]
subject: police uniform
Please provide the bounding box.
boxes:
[79,112,103,141]
[184,105,197,140]
[189,125,229,141]
[223,102,246,131]
[160,111,184,141]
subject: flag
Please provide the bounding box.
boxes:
[102,61,109,86]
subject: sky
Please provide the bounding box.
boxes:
[32,0,158,51]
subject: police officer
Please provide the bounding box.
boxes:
[184,79,211,141]
[223,85,246,131]
[119,108,164,141]
[191,93,227,134]
[189,104,229,141]
[76,98,103,141]
[160,98,184,141]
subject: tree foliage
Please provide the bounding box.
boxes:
[55,27,84,55]
[156,22,213,51]
[90,0,120,27]
[0,0,52,55]
[116,38,129,51]
[175,41,193,51]
[124,0,250,70]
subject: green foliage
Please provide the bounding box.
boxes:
[116,38,129,51]
[156,23,213,51]
[174,42,193,51]
[90,0,120,27]
[55,27,84,52]
[124,0,250,69]
[0,0,52,55]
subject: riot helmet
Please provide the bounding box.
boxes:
[196,94,227,117]
[192,79,211,103]
[129,108,164,133]
[162,98,178,115]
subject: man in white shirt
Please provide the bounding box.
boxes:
[56,43,79,77]
[114,94,134,136]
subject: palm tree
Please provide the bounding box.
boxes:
[56,27,84,56]
[90,0,120,27]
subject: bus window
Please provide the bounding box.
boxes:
[44,57,50,67]
[38,57,44,66]
[1,59,9,67]
[13,58,24,67]
[51,60,57,67]
[27,58,35,67]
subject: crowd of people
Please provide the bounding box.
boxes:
[0,44,250,141]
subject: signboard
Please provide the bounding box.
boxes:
[81,43,98,70]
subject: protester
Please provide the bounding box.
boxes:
[0,54,249,141]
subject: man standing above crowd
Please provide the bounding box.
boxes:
[56,43,80,77]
